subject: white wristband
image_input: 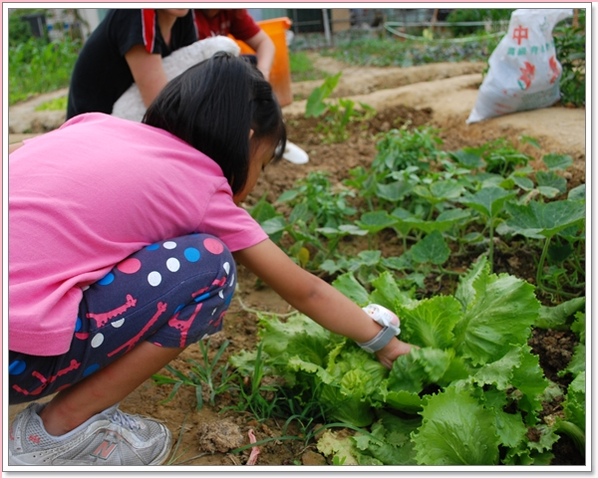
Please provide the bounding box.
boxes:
[357,304,401,353]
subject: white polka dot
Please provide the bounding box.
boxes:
[219,291,224,299]
[230,274,235,287]
[91,333,104,348]
[111,318,125,328]
[82,285,90,292]
[212,307,218,315]
[148,271,162,286]
[166,257,180,272]
[163,241,177,250]
[223,262,230,274]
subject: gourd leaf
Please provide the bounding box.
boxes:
[408,230,450,265]
[543,153,573,170]
[305,72,342,117]
[460,186,516,218]
[502,199,585,239]
[356,210,398,234]
[392,208,471,234]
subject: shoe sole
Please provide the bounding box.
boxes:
[8,429,172,466]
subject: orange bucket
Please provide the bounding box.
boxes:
[234,17,293,107]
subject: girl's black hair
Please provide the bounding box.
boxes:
[142,52,287,195]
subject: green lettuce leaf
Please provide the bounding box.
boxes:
[316,429,362,465]
[353,411,420,465]
[511,346,550,424]
[412,385,500,465]
[258,313,333,368]
[398,295,463,349]
[563,371,586,433]
[453,260,540,365]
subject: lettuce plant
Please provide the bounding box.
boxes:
[230,257,586,465]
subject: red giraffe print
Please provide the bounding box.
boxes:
[11,359,81,397]
[86,294,137,328]
[168,303,203,349]
[107,302,167,357]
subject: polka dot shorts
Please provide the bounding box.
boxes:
[9,234,236,404]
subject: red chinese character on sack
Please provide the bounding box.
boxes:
[518,62,536,90]
[549,56,560,83]
[512,25,529,45]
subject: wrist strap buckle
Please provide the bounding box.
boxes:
[357,304,401,353]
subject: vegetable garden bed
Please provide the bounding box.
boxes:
[145,94,586,467]
[8,55,587,469]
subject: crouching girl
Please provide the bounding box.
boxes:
[8,52,413,466]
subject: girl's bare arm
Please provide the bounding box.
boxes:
[233,239,412,367]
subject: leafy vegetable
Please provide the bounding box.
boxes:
[230,258,584,465]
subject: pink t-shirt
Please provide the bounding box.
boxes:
[9,113,268,356]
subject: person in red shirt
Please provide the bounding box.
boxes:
[194,9,309,164]
[194,9,275,81]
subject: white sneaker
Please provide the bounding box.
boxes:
[8,402,171,466]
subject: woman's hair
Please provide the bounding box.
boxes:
[143,52,287,195]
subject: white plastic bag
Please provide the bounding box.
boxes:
[467,8,572,124]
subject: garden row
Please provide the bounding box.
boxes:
[157,118,586,465]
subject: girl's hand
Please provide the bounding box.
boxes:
[375,337,414,369]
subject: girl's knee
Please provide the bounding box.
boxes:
[142,234,237,348]
[82,233,237,357]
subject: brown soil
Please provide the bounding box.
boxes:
[7,52,587,468]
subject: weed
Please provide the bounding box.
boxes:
[152,339,237,410]
[305,72,377,144]
[35,95,68,111]
[289,50,324,82]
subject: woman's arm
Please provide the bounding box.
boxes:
[233,239,412,368]
[124,45,169,107]
[244,30,275,82]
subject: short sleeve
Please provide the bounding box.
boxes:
[199,183,268,252]
[111,9,161,55]
[229,9,261,41]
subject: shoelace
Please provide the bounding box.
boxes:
[109,409,142,430]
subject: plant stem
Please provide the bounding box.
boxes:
[236,297,297,318]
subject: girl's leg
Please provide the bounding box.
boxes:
[39,342,182,436]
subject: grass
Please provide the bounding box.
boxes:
[289,50,325,82]
[324,35,501,67]
[151,339,238,411]
[35,95,68,111]
[8,37,81,105]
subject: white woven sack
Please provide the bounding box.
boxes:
[467,8,572,124]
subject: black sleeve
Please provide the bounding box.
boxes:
[109,9,161,56]
[170,10,199,50]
